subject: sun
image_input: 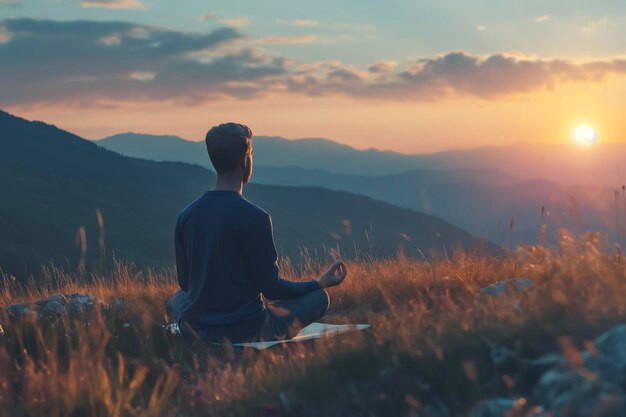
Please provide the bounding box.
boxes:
[573,125,597,146]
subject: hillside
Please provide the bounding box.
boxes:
[0,110,490,279]
[3,237,626,416]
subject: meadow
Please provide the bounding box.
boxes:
[1,231,626,417]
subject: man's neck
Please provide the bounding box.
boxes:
[213,174,243,194]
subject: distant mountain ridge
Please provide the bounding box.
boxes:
[98,132,626,186]
[0,110,490,279]
[250,166,621,246]
[98,132,436,176]
[97,133,625,246]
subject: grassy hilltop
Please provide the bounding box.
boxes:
[1,233,626,417]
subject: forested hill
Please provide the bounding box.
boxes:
[0,110,493,279]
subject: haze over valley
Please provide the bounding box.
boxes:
[98,132,626,247]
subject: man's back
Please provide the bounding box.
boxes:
[174,190,319,339]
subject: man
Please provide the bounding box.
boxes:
[168,122,348,342]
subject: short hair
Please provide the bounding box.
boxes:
[205,122,253,174]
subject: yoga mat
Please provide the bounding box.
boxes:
[233,322,371,350]
[163,322,371,350]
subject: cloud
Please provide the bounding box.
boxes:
[286,51,626,100]
[582,17,608,33]
[275,19,319,27]
[368,61,399,73]
[0,19,286,106]
[0,0,20,6]
[198,12,217,22]
[257,35,318,45]
[2,19,626,107]
[535,15,550,23]
[476,25,487,32]
[81,0,145,9]
[197,13,250,28]
[219,17,250,28]
[129,70,155,81]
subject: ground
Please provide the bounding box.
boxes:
[1,231,626,417]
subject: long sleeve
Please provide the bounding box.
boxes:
[244,212,319,300]
[174,215,190,292]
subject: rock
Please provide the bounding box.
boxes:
[4,293,125,325]
[66,297,94,317]
[593,324,626,357]
[585,324,626,386]
[518,353,565,394]
[47,294,68,304]
[6,304,31,319]
[490,344,520,369]
[475,323,626,417]
[110,299,125,312]
[470,398,524,417]
[41,300,64,320]
[534,367,625,417]
[533,368,584,407]
[68,293,95,304]
[529,353,564,369]
[481,278,533,297]
[551,386,624,417]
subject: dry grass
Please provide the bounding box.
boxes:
[1,230,626,416]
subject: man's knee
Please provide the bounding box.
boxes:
[310,288,330,317]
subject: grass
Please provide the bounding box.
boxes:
[1,230,626,416]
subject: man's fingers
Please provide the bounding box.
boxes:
[330,260,343,274]
[325,260,347,286]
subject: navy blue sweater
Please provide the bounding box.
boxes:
[174,190,320,333]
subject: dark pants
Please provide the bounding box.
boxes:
[260,289,330,339]
[168,289,330,342]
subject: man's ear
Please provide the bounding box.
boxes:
[242,154,252,184]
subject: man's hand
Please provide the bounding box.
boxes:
[317,260,348,289]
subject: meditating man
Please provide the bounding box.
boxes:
[168,122,348,342]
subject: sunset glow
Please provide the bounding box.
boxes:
[1,1,626,151]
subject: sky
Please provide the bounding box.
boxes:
[1,0,626,152]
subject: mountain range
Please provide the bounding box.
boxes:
[98,133,626,187]
[97,133,625,246]
[0,110,490,280]
[250,166,621,246]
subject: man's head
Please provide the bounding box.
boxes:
[205,122,253,184]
